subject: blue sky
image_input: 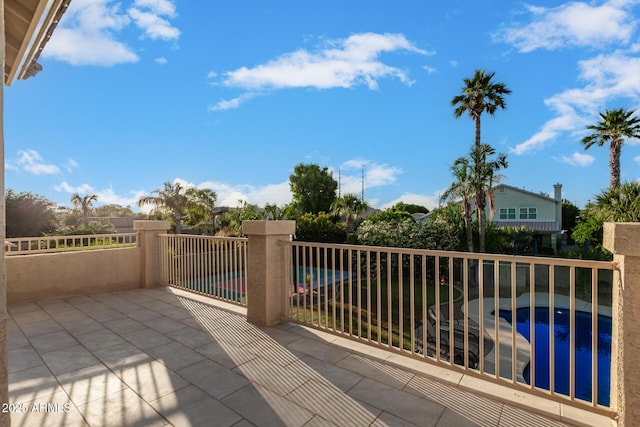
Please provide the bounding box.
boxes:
[6,0,640,212]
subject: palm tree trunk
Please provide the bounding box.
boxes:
[478,210,487,252]
[610,139,621,189]
[464,216,474,252]
[475,117,481,147]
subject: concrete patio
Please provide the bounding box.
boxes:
[7,287,609,427]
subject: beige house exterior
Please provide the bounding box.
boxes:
[491,183,563,253]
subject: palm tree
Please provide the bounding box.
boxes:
[592,181,640,222]
[470,144,508,252]
[331,193,370,233]
[451,69,511,148]
[441,159,475,252]
[582,108,640,189]
[185,188,218,234]
[137,181,188,234]
[71,193,98,229]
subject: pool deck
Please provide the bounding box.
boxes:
[8,287,615,426]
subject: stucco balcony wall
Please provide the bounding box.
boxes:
[6,247,142,303]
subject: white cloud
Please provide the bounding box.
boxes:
[66,158,79,172]
[423,65,437,74]
[210,32,431,109]
[128,7,180,40]
[209,93,258,111]
[511,52,640,154]
[380,192,439,211]
[494,1,637,52]
[44,0,179,66]
[556,152,596,167]
[16,150,60,175]
[336,160,402,195]
[54,181,95,194]
[196,180,292,208]
[635,155,640,164]
[155,57,168,64]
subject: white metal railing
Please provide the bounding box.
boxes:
[5,233,137,255]
[285,241,616,415]
[159,234,248,306]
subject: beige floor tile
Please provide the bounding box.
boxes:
[150,385,242,427]
[40,345,100,375]
[232,356,309,396]
[178,359,249,400]
[75,328,126,351]
[9,365,63,404]
[222,383,314,427]
[29,330,79,354]
[57,364,126,406]
[499,404,569,427]
[290,355,364,392]
[145,340,206,371]
[287,379,379,427]
[286,337,351,365]
[8,330,30,350]
[60,317,104,336]
[194,340,258,369]
[8,346,44,374]
[93,342,153,371]
[405,375,502,426]
[436,408,485,427]
[371,411,420,427]
[117,359,189,402]
[10,390,88,427]
[122,328,174,350]
[337,353,414,390]
[17,319,64,338]
[347,378,445,427]
[165,326,213,348]
[102,316,147,335]
[78,387,167,427]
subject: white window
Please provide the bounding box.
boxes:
[519,207,537,219]
[500,208,516,220]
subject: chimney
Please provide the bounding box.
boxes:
[553,183,562,202]
[554,183,562,232]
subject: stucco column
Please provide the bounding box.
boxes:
[603,222,640,426]
[0,2,8,425]
[134,220,171,288]
[243,220,295,326]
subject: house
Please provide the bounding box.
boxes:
[491,183,563,253]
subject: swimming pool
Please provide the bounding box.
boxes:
[498,306,612,406]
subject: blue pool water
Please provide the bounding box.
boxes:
[498,307,612,406]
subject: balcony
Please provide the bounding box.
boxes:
[9,287,609,426]
[5,220,630,426]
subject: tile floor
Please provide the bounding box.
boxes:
[7,287,614,427]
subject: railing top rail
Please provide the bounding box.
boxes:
[158,234,248,242]
[7,232,137,241]
[287,240,616,270]
[6,232,138,256]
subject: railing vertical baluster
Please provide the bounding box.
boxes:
[463,257,469,369]
[377,250,382,345]
[435,255,440,362]
[494,260,500,378]
[570,266,576,401]
[409,254,415,354]
[324,247,329,330]
[398,253,404,352]
[357,250,362,339]
[367,250,372,342]
[549,264,556,396]
[478,258,485,374]
[349,248,353,337]
[332,247,337,332]
[387,251,392,348]
[530,262,535,391]
[511,261,517,384]
[592,268,599,406]
[423,255,428,359]
[448,256,454,366]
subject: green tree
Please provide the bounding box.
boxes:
[138,181,189,233]
[93,204,136,217]
[592,181,640,222]
[71,193,98,228]
[264,203,285,220]
[289,163,338,214]
[451,69,511,149]
[6,190,58,237]
[561,199,580,243]
[296,212,346,243]
[331,193,370,233]
[471,144,508,252]
[389,202,429,214]
[582,108,640,189]
[184,188,218,234]
[441,158,475,252]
